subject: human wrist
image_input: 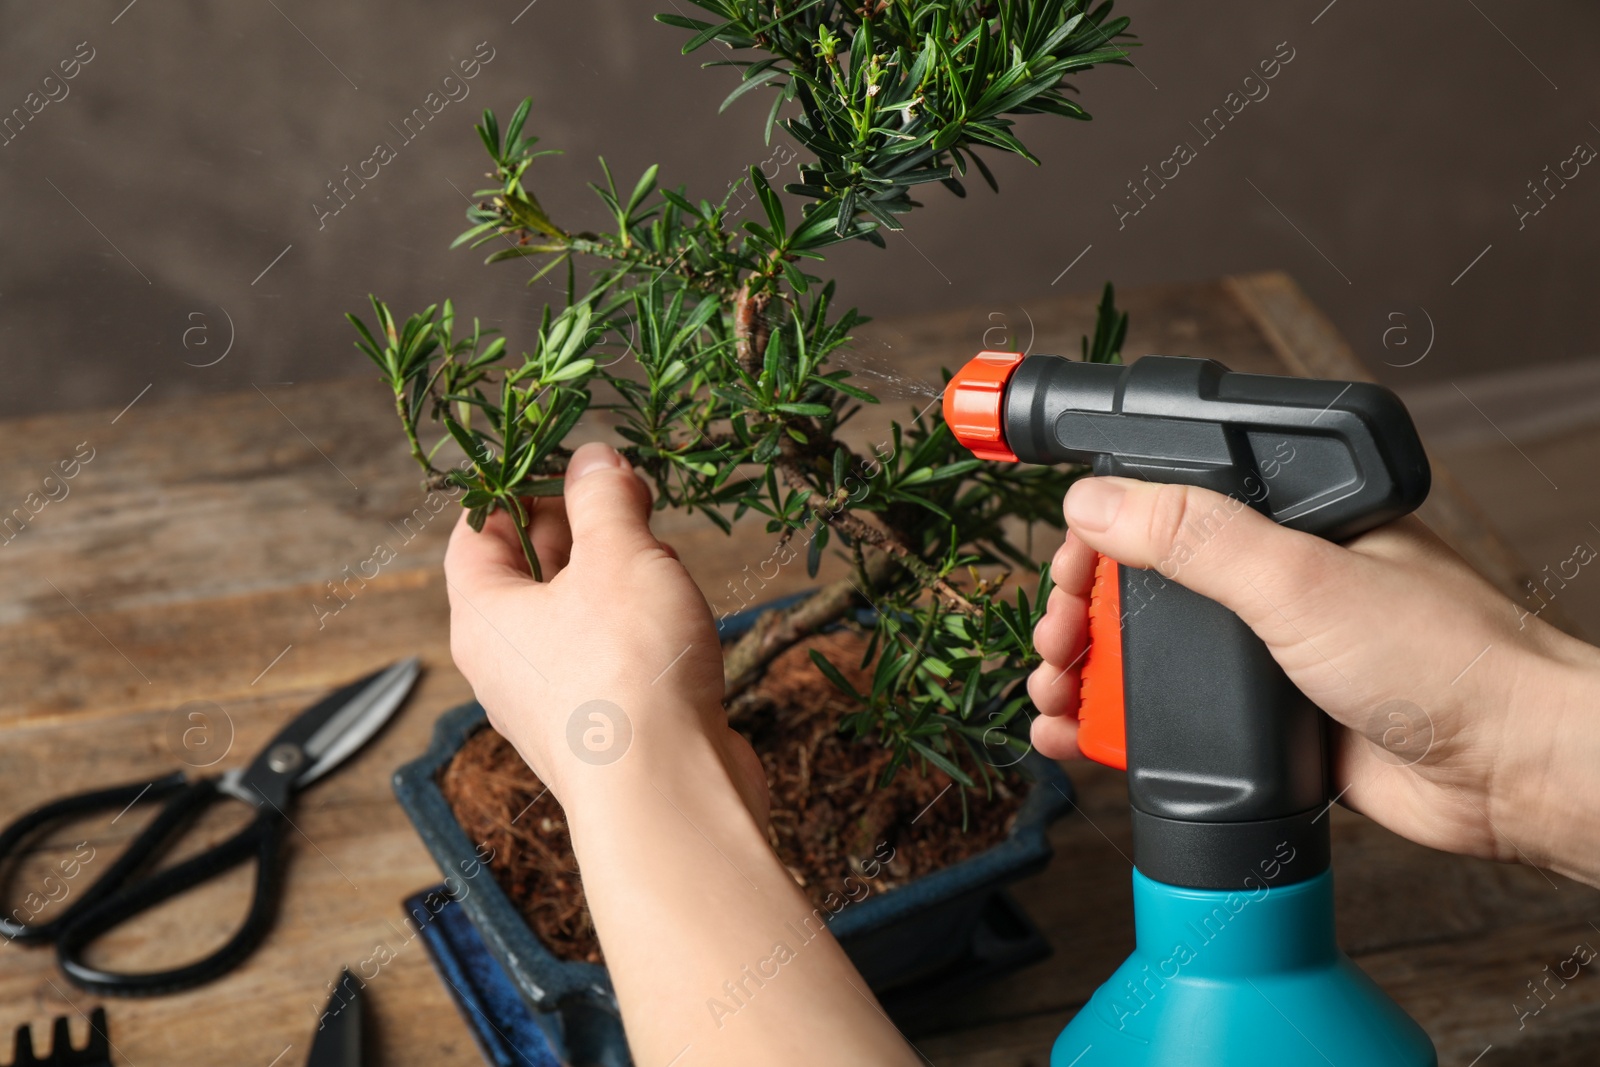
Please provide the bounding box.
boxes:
[551,693,756,833]
[490,683,722,797]
[558,713,778,913]
[1492,649,1600,886]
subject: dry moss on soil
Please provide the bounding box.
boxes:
[438,630,1028,964]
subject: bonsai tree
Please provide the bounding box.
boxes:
[349,0,1136,803]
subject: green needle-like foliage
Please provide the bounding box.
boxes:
[348,0,1135,799]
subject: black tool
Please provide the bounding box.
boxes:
[307,969,364,1067]
[4,1008,110,1067]
[0,660,419,996]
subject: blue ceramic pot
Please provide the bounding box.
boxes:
[393,596,1075,1064]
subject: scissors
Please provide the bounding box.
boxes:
[0,659,420,996]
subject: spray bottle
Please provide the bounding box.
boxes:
[943,351,1438,1067]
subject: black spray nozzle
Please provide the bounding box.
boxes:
[947,352,1431,541]
[945,352,1433,889]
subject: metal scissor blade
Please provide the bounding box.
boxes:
[306,969,364,1067]
[296,657,420,788]
[237,659,419,804]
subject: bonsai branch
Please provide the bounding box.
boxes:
[395,390,435,478]
[566,235,737,295]
[511,505,544,582]
[722,548,896,708]
[775,458,979,617]
[734,274,775,378]
[831,508,978,616]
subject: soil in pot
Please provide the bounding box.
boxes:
[438,629,1030,966]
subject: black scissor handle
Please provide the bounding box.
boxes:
[0,772,192,944]
[55,794,288,996]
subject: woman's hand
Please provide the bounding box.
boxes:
[441,442,919,1066]
[1028,476,1600,887]
[443,441,767,822]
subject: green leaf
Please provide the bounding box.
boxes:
[444,414,491,471]
[809,648,863,701]
[519,477,566,497]
[959,663,983,720]
[720,68,783,113]
[911,740,974,786]
[774,402,832,417]
[625,164,660,218]
[660,188,703,217]
[546,357,595,383]
[681,18,739,54]
[504,97,533,154]
[450,220,501,250]
[479,108,500,158]
[806,522,827,577]
[485,243,567,264]
[653,12,714,32]
[504,192,565,239]
[812,374,877,402]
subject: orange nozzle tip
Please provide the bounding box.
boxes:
[943,351,1023,462]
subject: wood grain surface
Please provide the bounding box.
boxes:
[0,274,1591,1066]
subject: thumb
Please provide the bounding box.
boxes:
[562,442,661,563]
[1062,476,1346,636]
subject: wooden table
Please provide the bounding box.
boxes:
[1,273,1592,1066]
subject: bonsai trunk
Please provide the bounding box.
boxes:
[721,548,895,709]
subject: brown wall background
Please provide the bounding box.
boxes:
[2,0,1597,420]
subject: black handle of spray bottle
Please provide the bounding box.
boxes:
[1001,355,1431,889]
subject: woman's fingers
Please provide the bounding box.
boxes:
[446,506,534,594]
[1025,529,1096,763]
[1034,583,1089,668]
[564,442,661,566]
[526,495,573,575]
[1030,706,1083,761]
[1027,658,1080,719]
[1050,529,1097,596]
[1061,476,1342,641]
[448,496,574,588]
[1034,530,1095,676]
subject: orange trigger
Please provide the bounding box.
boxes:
[1077,553,1127,770]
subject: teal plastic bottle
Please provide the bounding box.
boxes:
[1051,871,1435,1066]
